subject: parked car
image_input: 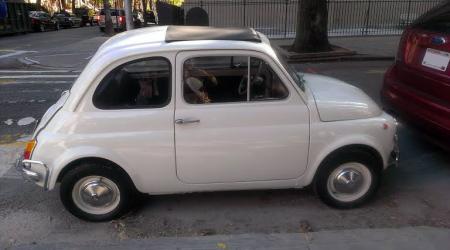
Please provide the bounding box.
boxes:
[17,26,398,221]
[74,7,91,26]
[93,11,100,25]
[382,2,450,149]
[53,12,82,28]
[28,11,59,32]
[98,9,126,31]
[99,9,147,32]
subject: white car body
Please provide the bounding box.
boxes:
[19,26,398,206]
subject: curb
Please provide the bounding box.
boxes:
[275,44,395,63]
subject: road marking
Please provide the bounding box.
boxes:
[0,75,79,79]
[17,117,36,126]
[0,80,73,85]
[366,69,386,74]
[0,70,72,73]
[0,141,26,179]
[0,50,36,59]
[4,119,13,126]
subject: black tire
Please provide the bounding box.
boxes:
[60,163,135,222]
[314,149,381,209]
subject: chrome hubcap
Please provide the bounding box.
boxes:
[333,169,363,194]
[72,176,120,215]
[327,163,372,202]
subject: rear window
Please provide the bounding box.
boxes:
[413,2,450,33]
[416,16,450,33]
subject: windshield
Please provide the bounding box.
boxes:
[275,50,305,91]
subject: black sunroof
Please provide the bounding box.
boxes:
[165,26,261,43]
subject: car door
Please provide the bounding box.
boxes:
[174,50,310,184]
[42,13,52,29]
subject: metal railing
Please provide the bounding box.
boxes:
[176,0,442,38]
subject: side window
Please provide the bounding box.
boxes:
[183,56,248,104]
[93,57,171,109]
[249,57,288,101]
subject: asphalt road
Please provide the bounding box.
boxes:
[0,27,449,248]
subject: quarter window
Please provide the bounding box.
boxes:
[183,56,288,104]
[93,58,171,109]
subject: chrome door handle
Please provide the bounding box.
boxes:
[175,118,200,125]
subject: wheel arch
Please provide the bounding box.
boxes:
[56,157,137,192]
[300,142,385,187]
[312,144,384,183]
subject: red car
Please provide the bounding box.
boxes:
[382,2,450,148]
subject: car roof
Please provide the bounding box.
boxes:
[165,26,261,43]
[97,26,270,56]
[66,26,279,111]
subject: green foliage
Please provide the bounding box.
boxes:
[167,0,184,7]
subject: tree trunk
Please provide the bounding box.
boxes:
[36,0,41,10]
[291,0,331,53]
[141,0,148,27]
[71,0,75,13]
[103,0,114,36]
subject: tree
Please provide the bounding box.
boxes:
[291,0,331,53]
[141,0,148,27]
[71,0,75,13]
[103,0,114,35]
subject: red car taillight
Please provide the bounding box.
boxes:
[119,16,124,23]
[23,140,36,160]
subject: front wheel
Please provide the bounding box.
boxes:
[314,150,381,209]
[60,163,135,221]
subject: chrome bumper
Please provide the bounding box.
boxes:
[388,134,399,168]
[15,158,49,190]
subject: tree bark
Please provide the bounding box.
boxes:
[103,0,114,36]
[291,0,331,53]
[71,0,75,13]
[141,0,148,27]
[36,0,41,10]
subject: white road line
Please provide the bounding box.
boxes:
[0,50,36,59]
[0,80,73,84]
[0,75,79,79]
[0,70,72,73]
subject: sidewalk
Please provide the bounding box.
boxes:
[272,35,400,60]
[9,226,450,250]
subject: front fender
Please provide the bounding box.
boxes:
[299,134,387,187]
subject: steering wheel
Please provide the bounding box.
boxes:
[238,75,248,95]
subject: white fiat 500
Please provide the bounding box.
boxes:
[18,26,398,221]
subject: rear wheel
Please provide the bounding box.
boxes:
[314,149,381,209]
[60,163,135,221]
